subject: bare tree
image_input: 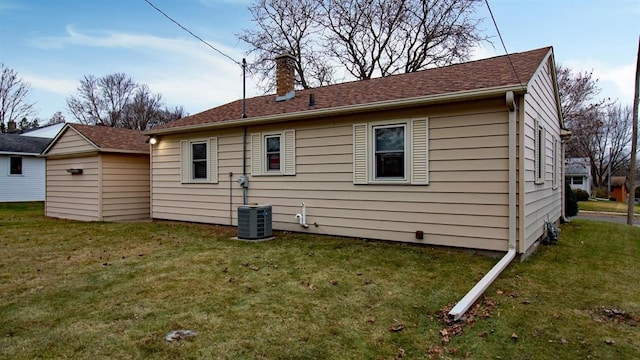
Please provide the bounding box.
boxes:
[238,0,333,91]
[45,111,66,126]
[67,73,183,129]
[18,117,40,131]
[239,0,486,90]
[570,105,633,188]
[0,64,35,133]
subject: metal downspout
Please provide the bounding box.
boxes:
[448,91,518,320]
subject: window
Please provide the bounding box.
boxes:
[552,139,561,189]
[534,120,545,184]
[353,118,428,185]
[191,142,207,179]
[9,156,22,175]
[251,130,296,176]
[265,135,281,172]
[374,125,405,179]
[180,138,218,184]
[570,176,583,185]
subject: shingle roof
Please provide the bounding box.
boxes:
[68,124,149,153]
[0,133,51,154]
[155,47,552,131]
[611,176,627,188]
[565,157,590,175]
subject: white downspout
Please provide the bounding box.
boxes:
[295,202,309,228]
[448,91,518,320]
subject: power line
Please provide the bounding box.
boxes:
[484,0,525,90]
[143,0,241,66]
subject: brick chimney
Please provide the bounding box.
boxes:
[7,120,17,133]
[275,53,296,101]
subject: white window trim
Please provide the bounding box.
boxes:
[180,137,218,184]
[371,123,408,183]
[353,118,429,185]
[552,138,559,189]
[534,120,545,185]
[251,130,296,176]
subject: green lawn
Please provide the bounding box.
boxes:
[579,199,640,214]
[1,203,638,359]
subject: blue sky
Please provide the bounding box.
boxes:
[0,0,638,122]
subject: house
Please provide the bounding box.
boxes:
[0,133,52,202]
[609,176,628,203]
[41,124,150,221]
[145,46,566,259]
[565,157,591,194]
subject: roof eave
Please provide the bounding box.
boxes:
[145,84,527,135]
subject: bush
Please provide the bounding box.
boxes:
[566,181,578,217]
[593,187,608,199]
[573,188,590,202]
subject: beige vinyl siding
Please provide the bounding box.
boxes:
[46,156,100,221]
[46,128,95,156]
[151,98,512,252]
[520,54,562,253]
[101,154,150,221]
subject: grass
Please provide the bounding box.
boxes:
[579,198,640,214]
[1,202,639,359]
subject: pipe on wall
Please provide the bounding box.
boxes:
[448,91,518,320]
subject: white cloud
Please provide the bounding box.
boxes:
[563,59,635,105]
[26,26,258,115]
[22,74,77,96]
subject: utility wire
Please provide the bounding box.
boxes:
[143,0,241,66]
[484,0,525,90]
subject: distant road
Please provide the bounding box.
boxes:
[573,211,640,226]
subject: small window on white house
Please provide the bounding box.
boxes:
[571,176,583,185]
[180,138,218,184]
[534,120,545,184]
[9,156,22,175]
[251,130,296,176]
[353,118,428,185]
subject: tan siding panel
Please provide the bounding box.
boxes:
[151,103,512,250]
[46,129,95,155]
[45,156,100,220]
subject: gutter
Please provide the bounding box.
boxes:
[144,85,526,136]
[448,91,519,320]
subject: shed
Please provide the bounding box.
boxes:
[42,124,150,221]
[610,176,628,203]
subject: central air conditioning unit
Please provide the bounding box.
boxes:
[237,205,272,240]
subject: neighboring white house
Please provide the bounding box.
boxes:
[0,133,52,202]
[565,157,591,194]
[21,122,65,139]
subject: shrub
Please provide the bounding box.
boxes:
[573,188,590,202]
[565,181,578,217]
[593,187,608,199]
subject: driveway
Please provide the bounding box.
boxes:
[573,211,640,226]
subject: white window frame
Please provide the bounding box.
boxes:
[251,130,296,176]
[552,138,560,189]
[534,120,545,184]
[353,118,428,185]
[264,134,283,174]
[180,138,218,184]
[9,156,22,175]
[372,123,408,182]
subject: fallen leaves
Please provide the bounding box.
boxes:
[436,296,497,344]
[387,321,405,332]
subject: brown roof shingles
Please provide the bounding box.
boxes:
[69,124,149,153]
[157,47,552,131]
